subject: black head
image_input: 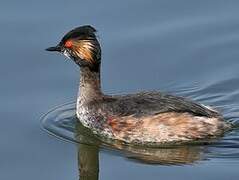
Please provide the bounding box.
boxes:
[46,25,101,71]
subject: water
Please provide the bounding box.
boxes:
[2,0,239,180]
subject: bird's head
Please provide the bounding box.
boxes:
[46,25,101,71]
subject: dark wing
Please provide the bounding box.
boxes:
[102,91,220,118]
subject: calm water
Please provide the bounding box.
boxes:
[2,0,239,180]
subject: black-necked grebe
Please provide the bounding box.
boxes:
[46,25,230,145]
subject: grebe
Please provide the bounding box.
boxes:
[46,25,230,145]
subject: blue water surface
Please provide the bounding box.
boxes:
[1,1,239,180]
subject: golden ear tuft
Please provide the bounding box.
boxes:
[72,40,95,63]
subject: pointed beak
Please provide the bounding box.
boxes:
[45,45,62,52]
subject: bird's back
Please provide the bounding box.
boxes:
[101,91,220,118]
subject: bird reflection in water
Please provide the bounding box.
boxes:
[75,121,209,180]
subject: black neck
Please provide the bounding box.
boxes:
[78,66,102,104]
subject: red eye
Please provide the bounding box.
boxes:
[65,40,73,48]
